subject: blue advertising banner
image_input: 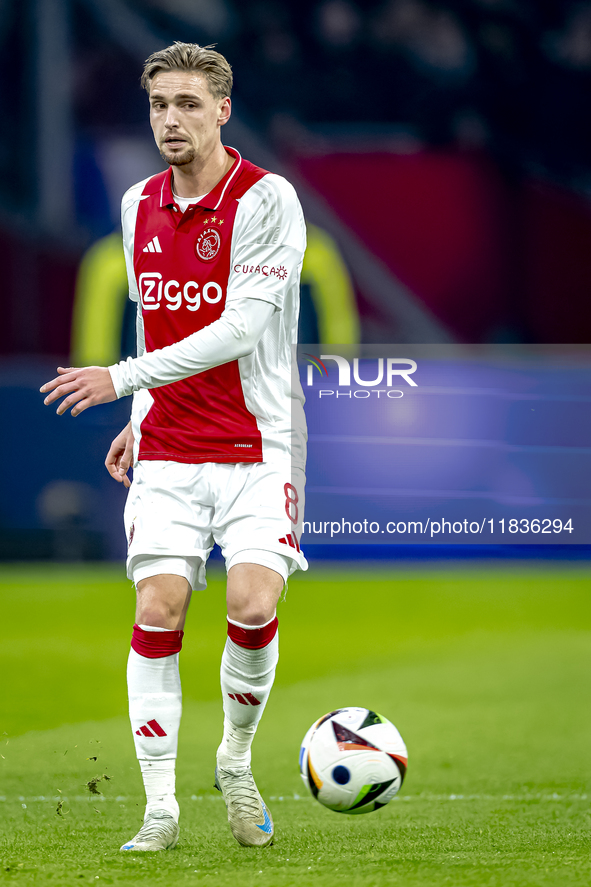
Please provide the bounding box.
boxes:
[299,346,591,545]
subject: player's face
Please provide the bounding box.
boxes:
[149,70,231,167]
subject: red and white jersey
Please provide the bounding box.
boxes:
[119,147,307,468]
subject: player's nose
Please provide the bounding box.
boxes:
[164,107,180,127]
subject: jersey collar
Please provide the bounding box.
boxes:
[160,146,243,212]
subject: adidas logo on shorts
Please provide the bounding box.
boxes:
[278,532,300,552]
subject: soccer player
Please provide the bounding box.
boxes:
[40,42,307,852]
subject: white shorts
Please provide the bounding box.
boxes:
[124,460,307,590]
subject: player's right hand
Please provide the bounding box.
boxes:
[105,421,135,488]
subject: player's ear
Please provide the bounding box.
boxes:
[218,96,231,127]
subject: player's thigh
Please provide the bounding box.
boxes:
[124,460,214,590]
[213,461,308,576]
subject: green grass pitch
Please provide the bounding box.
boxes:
[1,560,591,886]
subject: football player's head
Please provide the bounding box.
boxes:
[142,43,232,167]
[141,42,233,102]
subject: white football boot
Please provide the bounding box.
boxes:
[214,766,274,847]
[120,810,179,851]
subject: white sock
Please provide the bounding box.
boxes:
[128,626,183,820]
[139,759,178,820]
[218,623,279,770]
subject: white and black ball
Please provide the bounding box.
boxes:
[299,707,407,814]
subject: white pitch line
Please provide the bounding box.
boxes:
[1,793,588,803]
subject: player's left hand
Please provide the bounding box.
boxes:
[40,366,117,417]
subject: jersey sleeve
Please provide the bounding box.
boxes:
[108,297,275,396]
[227,173,306,309]
[121,182,147,304]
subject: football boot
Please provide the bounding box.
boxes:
[214,765,274,847]
[120,810,179,851]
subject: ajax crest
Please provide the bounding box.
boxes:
[196,227,221,261]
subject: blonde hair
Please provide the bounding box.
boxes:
[141,42,233,99]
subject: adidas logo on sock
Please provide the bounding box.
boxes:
[143,236,162,253]
[227,692,261,706]
[278,531,300,552]
[135,719,167,737]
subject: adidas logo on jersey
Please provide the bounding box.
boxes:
[278,532,300,552]
[143,236,162,253]
[135,719,167,737]
[227,692,261,706]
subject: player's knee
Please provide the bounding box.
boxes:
[241,609,269,627]
[227,600,276,626]
[136,579,190,629]
[136,603,174,629]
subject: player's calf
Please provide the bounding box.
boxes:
[125,624,183,847]
[216,615,278,846]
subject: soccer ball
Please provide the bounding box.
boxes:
[299,707,407,814]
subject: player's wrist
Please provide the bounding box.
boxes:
[108,361,134,399]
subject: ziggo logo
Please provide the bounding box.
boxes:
[139,273,223,311]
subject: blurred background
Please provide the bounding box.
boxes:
[0,0,590,561]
